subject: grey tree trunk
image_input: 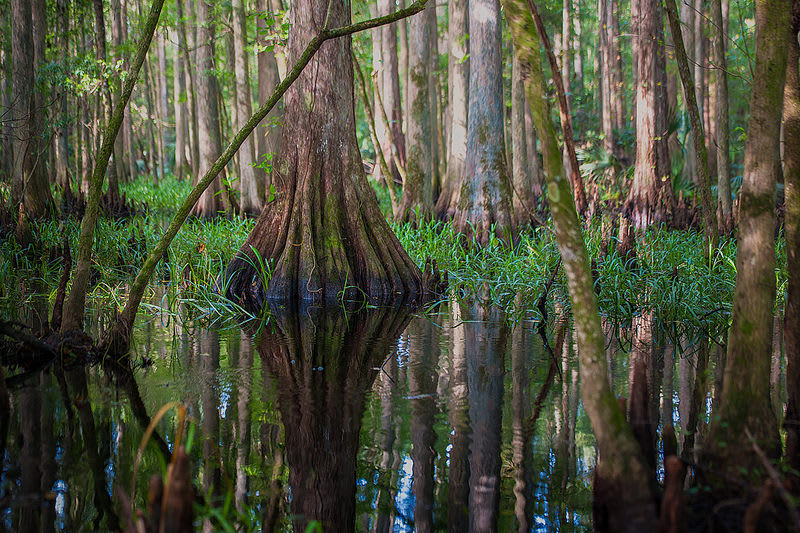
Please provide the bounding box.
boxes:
[436,0,468,219]
[173,29,188,179]
[233,0,261,214]
[452,0,512,244]
[397,0,435,223]
[379,0,405,180]
[511,50,537,227]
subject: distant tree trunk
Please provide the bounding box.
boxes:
[182,0,200,179]
[782,0,800,492]
[598,0,615,154]
[436,0,468,219]
[562,0,571,97]
[55,0,72,189]
[681,0,696,185]
[11,0,53,219]
[123,0,136,181]
[257,0,283,193]
[503,3,658,529]
[173,30,188,179]
[379,0,405,179]
[224,0,425,304]
[233,0,261,214]
[610,0,624,137]
[0,49,11,184]
[624,0,674,230]
[399,0,409,135]
[111,0,126,183]
[572,0,583,94]
[712,0,732,231]
[452,0,512,244]
[665,0,719,247]
[156,30,169,176]
[704,0,790,483]
[192,0,227,217]
[525,106,544,198]
[397,0,435,223]
[511,50,537,226]
[94,0,121,202]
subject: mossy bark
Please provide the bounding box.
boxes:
[711,0,733,232]
[397,0,435,224]
[451,0,513,244]
[703,0,791,485]
[501,2,658,530]
[782,0,800,492]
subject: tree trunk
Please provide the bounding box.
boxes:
[1,49,11,185]
[572,0,583,95]
[182,0,201,179]
[233,0,261,214]
[94,0,121,202]
[173,29,188,179]
[224,0,426,305]
[379,0,405,179]
[502,2,658,530]
[599,0,615,154]
[452,0,512,244]
[156,30,169,176]
[511,50,537,226]
[257,0,283,193]
[703,0,790,484]
[397,0,435,222]
[712,0,732,232]
[192,0,227,216]
[11,0,54,220]
[436,0,468,219]
[782,0,800,492]
[624,0,674,231]
[55,0,71,190]
[665,0,719,246]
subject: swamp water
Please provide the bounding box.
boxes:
[2,300,729,532]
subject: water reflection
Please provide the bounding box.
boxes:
[2,303,601,531]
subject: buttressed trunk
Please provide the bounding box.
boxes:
[225,0,424,305]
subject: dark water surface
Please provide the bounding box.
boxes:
[2,302,605,531]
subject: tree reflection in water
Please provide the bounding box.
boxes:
[255,304,413,533]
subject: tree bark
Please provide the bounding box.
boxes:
[11,0,54,220]
[233,0,261,214]
[502,2,658,530]
[192,0,227,216]
[55,0,72,190]
[712,0,733,232]
[452,0,513,244]
[782,0,800,492]
[704,0,790,484]
[665,0,719,247]
[223,0,428,305]
[511,50,537,226]
[599,0,615,154]
[624,0,675,231]
[397,0,435,223]
[436,0,469,219]
[379,0,405,179]
[173,29,188,179]
[257,0,283,193]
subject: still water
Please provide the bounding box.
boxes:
[2,302,602,532]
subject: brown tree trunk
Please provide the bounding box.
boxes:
[783,0,800,493]
[55,0,71,189]
[11,0,54,220]
[712,0,733,232]
[379,0,405,179]
[173,29,188,179]
[225,0,425,305]
[511,50,538,226]
[452,0,512,244]
[192,0,226,216]
[599,0,615,155]
[93,0,121,202]
[704,0,790,485]
[624,0,674,230]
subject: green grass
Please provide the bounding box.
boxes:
[0,173,788,341]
